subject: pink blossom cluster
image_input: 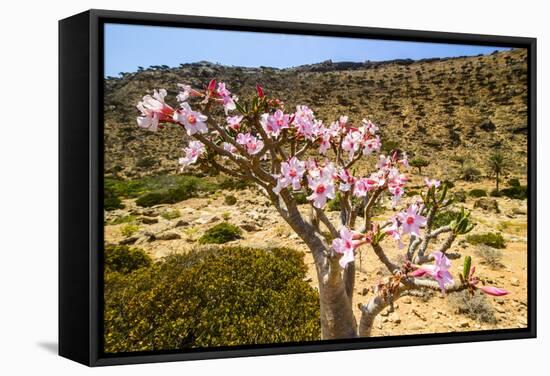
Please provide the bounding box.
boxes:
[178,140,206,170]
[412,251,453,293]
[332,226,366,268]
[385,203,428,249]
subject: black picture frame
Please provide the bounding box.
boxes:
[59,8,537,367]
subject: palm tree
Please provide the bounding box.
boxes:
[488,152,506,192]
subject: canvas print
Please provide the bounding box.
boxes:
[102,23,529,354]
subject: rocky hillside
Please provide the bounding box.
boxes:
[104,49,528,181]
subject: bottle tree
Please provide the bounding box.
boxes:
[134,80,509,339]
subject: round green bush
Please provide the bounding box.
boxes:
[507,178,521,187]
[104,245,152,274]
[224,194,237,205]
[198,222,242,244]
[468,188,487,198]
[466,232,506,249]
[104,246,321,353]
[104,185,124,211]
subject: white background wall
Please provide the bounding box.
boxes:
[0,0,546,374]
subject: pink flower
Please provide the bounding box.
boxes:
[179,140,205,170]
[424,177,441,189]
[136,89,174,132]
[226,115,243,131]
[387,168,408,206]
[236,133,264,155]
[260,109,290,138]
[353,177,377,197]
[216,82,237,114]
[396,204,426,237]
[338,169,356,192]
[414,251,454,293]
[398,152,409,168]
[293,105,318,140]
[175,83,200,102]
[307,168,335,209]
[332,226,361,268]
[478,286,510,296]
[273,157,306,194]
[173,102,208,136]
[360,119,379,135]
[222,142,237,155]
[342,131,361,160]
[377,154,392,170]
[363,135,381,155]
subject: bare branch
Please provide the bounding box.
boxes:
[371,243,400,273]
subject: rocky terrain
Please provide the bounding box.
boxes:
[104,175,528,336]
[104,48,528,181]
[103,48,529,338]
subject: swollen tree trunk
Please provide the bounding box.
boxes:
[317,270,358,339]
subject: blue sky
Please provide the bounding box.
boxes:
[104,23,511,77]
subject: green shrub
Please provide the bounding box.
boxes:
[327,193,342,212]
[198,222,242,244]
[104,245,152,274]
[466,232,506,249]
[120,223,139,237]
[442,180,455,189]
[381,140,400,154]
[432,210,460,228]
[104,185,124,211]
[293,192,308,204]
[224,194,237,205]
[136,156,157,168]
[108,215,136,225]
[490,188,503,197]
[104,246,320,352]
[107,175,219,208]
[507,178,521,187]
[218,176,250,190]
[462,166,481,182]
[468,188,487,198]
[501,185,528,200]
[161,209,181,220]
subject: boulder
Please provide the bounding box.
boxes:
[474,198,500,213]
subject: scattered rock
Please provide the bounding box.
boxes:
[459,320,470,328]
[390,313,401,324]
[495,306,506,314]
[209,216,221,223]
[360,288,369,296]
[402,296,412,304]
[473,198,500,213]
[156,232,181,241]
[409,323,424,331]
[174,220,189,228]
[240,222,260,232]
[119,236,138,245]
[142,209,158,217]
[140,216,158,224]
[303,276,313,283]
[510,278,520,287]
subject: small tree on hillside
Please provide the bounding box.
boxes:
[134,79,510,339]
[410,157,429,175]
